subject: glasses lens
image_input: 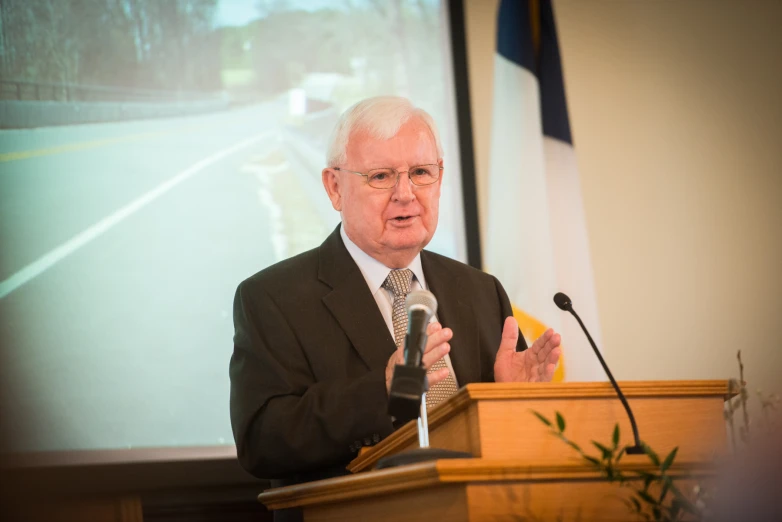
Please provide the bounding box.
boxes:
[409,165,440,185]
[367,169,398,189]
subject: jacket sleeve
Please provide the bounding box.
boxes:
[229,278,395,480]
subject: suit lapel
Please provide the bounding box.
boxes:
[421,251,480,385]
[319,226,397,371]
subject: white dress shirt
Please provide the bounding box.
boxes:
[340,226,459,386]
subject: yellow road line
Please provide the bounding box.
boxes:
[0,125,202,163]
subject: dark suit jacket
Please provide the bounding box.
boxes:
[229,225,526,488]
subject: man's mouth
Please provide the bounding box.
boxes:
[392,215,416,222]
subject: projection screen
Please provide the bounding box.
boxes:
[0,0,468,460]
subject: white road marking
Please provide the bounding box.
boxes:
[242,159,290,262]
[0,132,274,299]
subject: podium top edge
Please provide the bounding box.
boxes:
[456,380,738,401]
[259,458,715,510]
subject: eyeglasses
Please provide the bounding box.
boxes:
[333,164,442,190]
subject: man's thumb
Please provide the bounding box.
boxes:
[500,316,519,350]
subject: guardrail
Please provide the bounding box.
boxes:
[0,79,223,104]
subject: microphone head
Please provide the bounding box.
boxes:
[405,289,438,316]
[553,292,573,311]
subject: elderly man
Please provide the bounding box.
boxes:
[229,97,562,493]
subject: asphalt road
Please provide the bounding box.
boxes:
[0,101,323,453]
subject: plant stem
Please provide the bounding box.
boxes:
[737,350,750,441]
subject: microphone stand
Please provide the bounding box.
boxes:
[416,393,430,448]
[377,387,471,469]
[556,294,645,455]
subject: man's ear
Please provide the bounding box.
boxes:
[436,158,444,188]
[322,168,342,211]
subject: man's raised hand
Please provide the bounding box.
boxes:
[494,317,562,383]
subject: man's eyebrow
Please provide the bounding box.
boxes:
[366,162,430,170]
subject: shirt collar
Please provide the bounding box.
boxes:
[340,224,427,294]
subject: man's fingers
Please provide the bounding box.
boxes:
[417,323,451,370]
[539,347,562,380]
[536,329,553,348]
[422,342,450,369]
[527,328,551,358]
[426,367,451,387]
[423,325,451,354]
[426,321,442,336]
[535,331,559,363]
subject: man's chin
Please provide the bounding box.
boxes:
[383,229,431,252]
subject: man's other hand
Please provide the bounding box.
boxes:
[494,317,561,383]
[385,322,452,394]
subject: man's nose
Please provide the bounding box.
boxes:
[392,171,416,201]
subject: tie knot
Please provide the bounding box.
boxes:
[383,269,414,297]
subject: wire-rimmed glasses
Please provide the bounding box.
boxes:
[333,164,442,189]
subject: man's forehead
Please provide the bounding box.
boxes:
[346,119,437,164]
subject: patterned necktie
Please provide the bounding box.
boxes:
[382,269,458,411]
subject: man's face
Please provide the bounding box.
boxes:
[322,117,442,267]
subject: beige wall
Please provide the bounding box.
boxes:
[464,0,782,399]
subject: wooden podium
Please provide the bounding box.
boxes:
[259,381,735,521]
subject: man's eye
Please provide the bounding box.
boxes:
[412,168,428,177]
[370,171,390,181]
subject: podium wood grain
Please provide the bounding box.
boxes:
[258,380,735,521]
[259,458,712,521]
[349,380,736,472]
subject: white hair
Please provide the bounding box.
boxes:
[326,96,443,167]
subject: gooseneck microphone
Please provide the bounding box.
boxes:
[554,292,645,455]
[387,290,437,424]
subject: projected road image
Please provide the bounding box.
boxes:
[0,0,464,453]
[0,100,337,451]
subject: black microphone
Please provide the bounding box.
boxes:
[554,292,645,454]
[403,290,437,366]
[387,290,437,424]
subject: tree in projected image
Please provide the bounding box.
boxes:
[0,0,222,96]
[228,0,443,109]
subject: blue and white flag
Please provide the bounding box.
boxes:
[485,0,604,381]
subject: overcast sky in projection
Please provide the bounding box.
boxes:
[215,0,387,26]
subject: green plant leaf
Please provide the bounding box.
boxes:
[658,479,671,504]
[566,439,582,453]
[615,447,626,464]
[652,506,661,521]
[592,441,613,460]
[637,490,657,506]
[630,496,641,512]
[661,447,678,473]
[668,482,687,502]
[637,472,655,492]
[584,455,601,467]
[556,411,566,432]
[643,443,660,466]
[612,424,620,449]
[531,410,552,427]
